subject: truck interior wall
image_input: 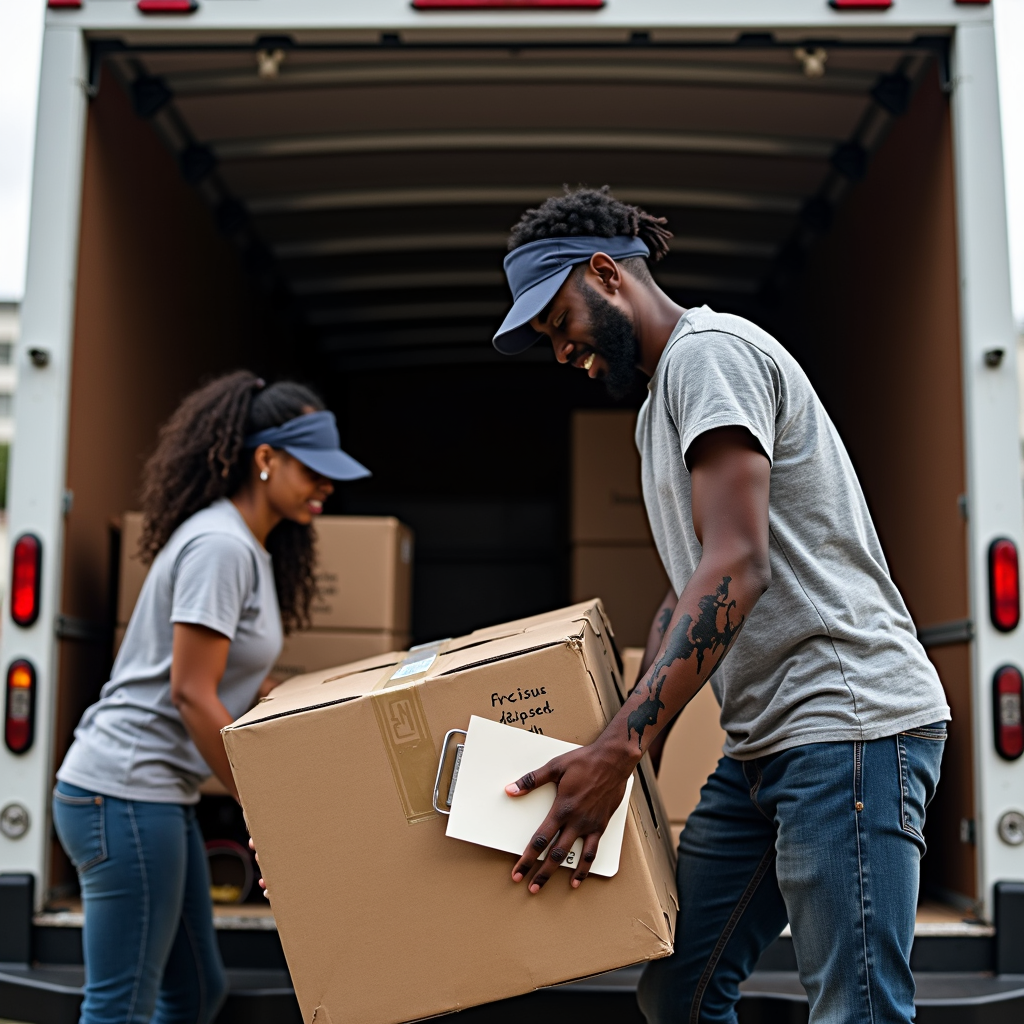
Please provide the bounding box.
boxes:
[52,71,280,890]
[777,65,974,902]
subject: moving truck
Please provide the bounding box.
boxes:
[2,1,1023,1020]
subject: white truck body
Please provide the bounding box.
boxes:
[1,0,1021,980]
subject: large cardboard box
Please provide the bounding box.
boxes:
[621,648,726,834]
[270,629,409,683]
[572,410,652,544]
[224,602,677,1024]
[572,543,671,648]
[115,513,413,633]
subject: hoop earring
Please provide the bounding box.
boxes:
[260,470,269,482]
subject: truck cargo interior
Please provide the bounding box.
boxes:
[56,36,972,907]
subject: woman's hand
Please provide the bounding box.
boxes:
[255,675,280,703]
[505,736,639,893]
[248,838,269,901]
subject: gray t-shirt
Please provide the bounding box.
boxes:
[59,499,283,803]
[637,307,950,759]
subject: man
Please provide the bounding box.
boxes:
[492,187,949,1024]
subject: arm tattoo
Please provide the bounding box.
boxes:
[626,576,745,749]
[656,605,673,637]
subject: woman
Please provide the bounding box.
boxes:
[53,371,369,1024]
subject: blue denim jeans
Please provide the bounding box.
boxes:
[52,782,227,1024]
[637,725,945,1024]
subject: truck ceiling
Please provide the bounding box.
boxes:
[84,34,941,369]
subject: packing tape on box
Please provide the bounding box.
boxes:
[370,640,450,823]
[371,687,439,824]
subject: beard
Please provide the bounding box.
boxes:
[577,281,641,399]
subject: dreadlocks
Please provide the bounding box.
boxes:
[508,186,673,281]
[137,371,321,634]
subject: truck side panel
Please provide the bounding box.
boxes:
[50,69,281,894]
[0,28,89,897]
[780,64,975,903]
[951,23,1024,920]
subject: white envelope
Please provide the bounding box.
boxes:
[444,715,634,877]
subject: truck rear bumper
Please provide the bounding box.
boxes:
[0,965,300,1024]
[3,962,1024,1024]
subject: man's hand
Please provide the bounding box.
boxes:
[506,735,638,892]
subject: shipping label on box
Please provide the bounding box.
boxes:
[224,602,676,1024]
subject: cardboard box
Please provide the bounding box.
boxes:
[224,602,677,1024]
[115,513,413,633]
[116,512,147,627]
[572,543,671,648]
[270,629,410,683]
[308,516,413,632]
[621,648,726,832]
[572,410,653,544]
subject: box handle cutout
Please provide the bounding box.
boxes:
[432,729,467,816]
[634,761,660,834]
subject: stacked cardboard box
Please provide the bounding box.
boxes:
[224,600,677,1024]
[273,515,413,679]
[570,410,671,647]
[622,648,727,844]
[114,513,413,677]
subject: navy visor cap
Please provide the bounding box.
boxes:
[492,234,651,355]
[243,410,371,482]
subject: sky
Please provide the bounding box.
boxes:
[1,1,1023,324]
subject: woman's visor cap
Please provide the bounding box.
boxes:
[243,410,370,481]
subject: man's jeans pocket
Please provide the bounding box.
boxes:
[53,783,108,872]
[896,723,945,850]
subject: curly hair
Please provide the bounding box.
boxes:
[137,371,322,634]
[508,186,673,281]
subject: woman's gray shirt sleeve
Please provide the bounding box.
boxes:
[171,533,258,640]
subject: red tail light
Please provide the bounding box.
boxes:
[412,1,604,6]
[137,0,198,12]
[4,660,36,754]
[989,538,1020,632]
[47,1,83,8]
[994,665,1024,761]
[10,534,42,628]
